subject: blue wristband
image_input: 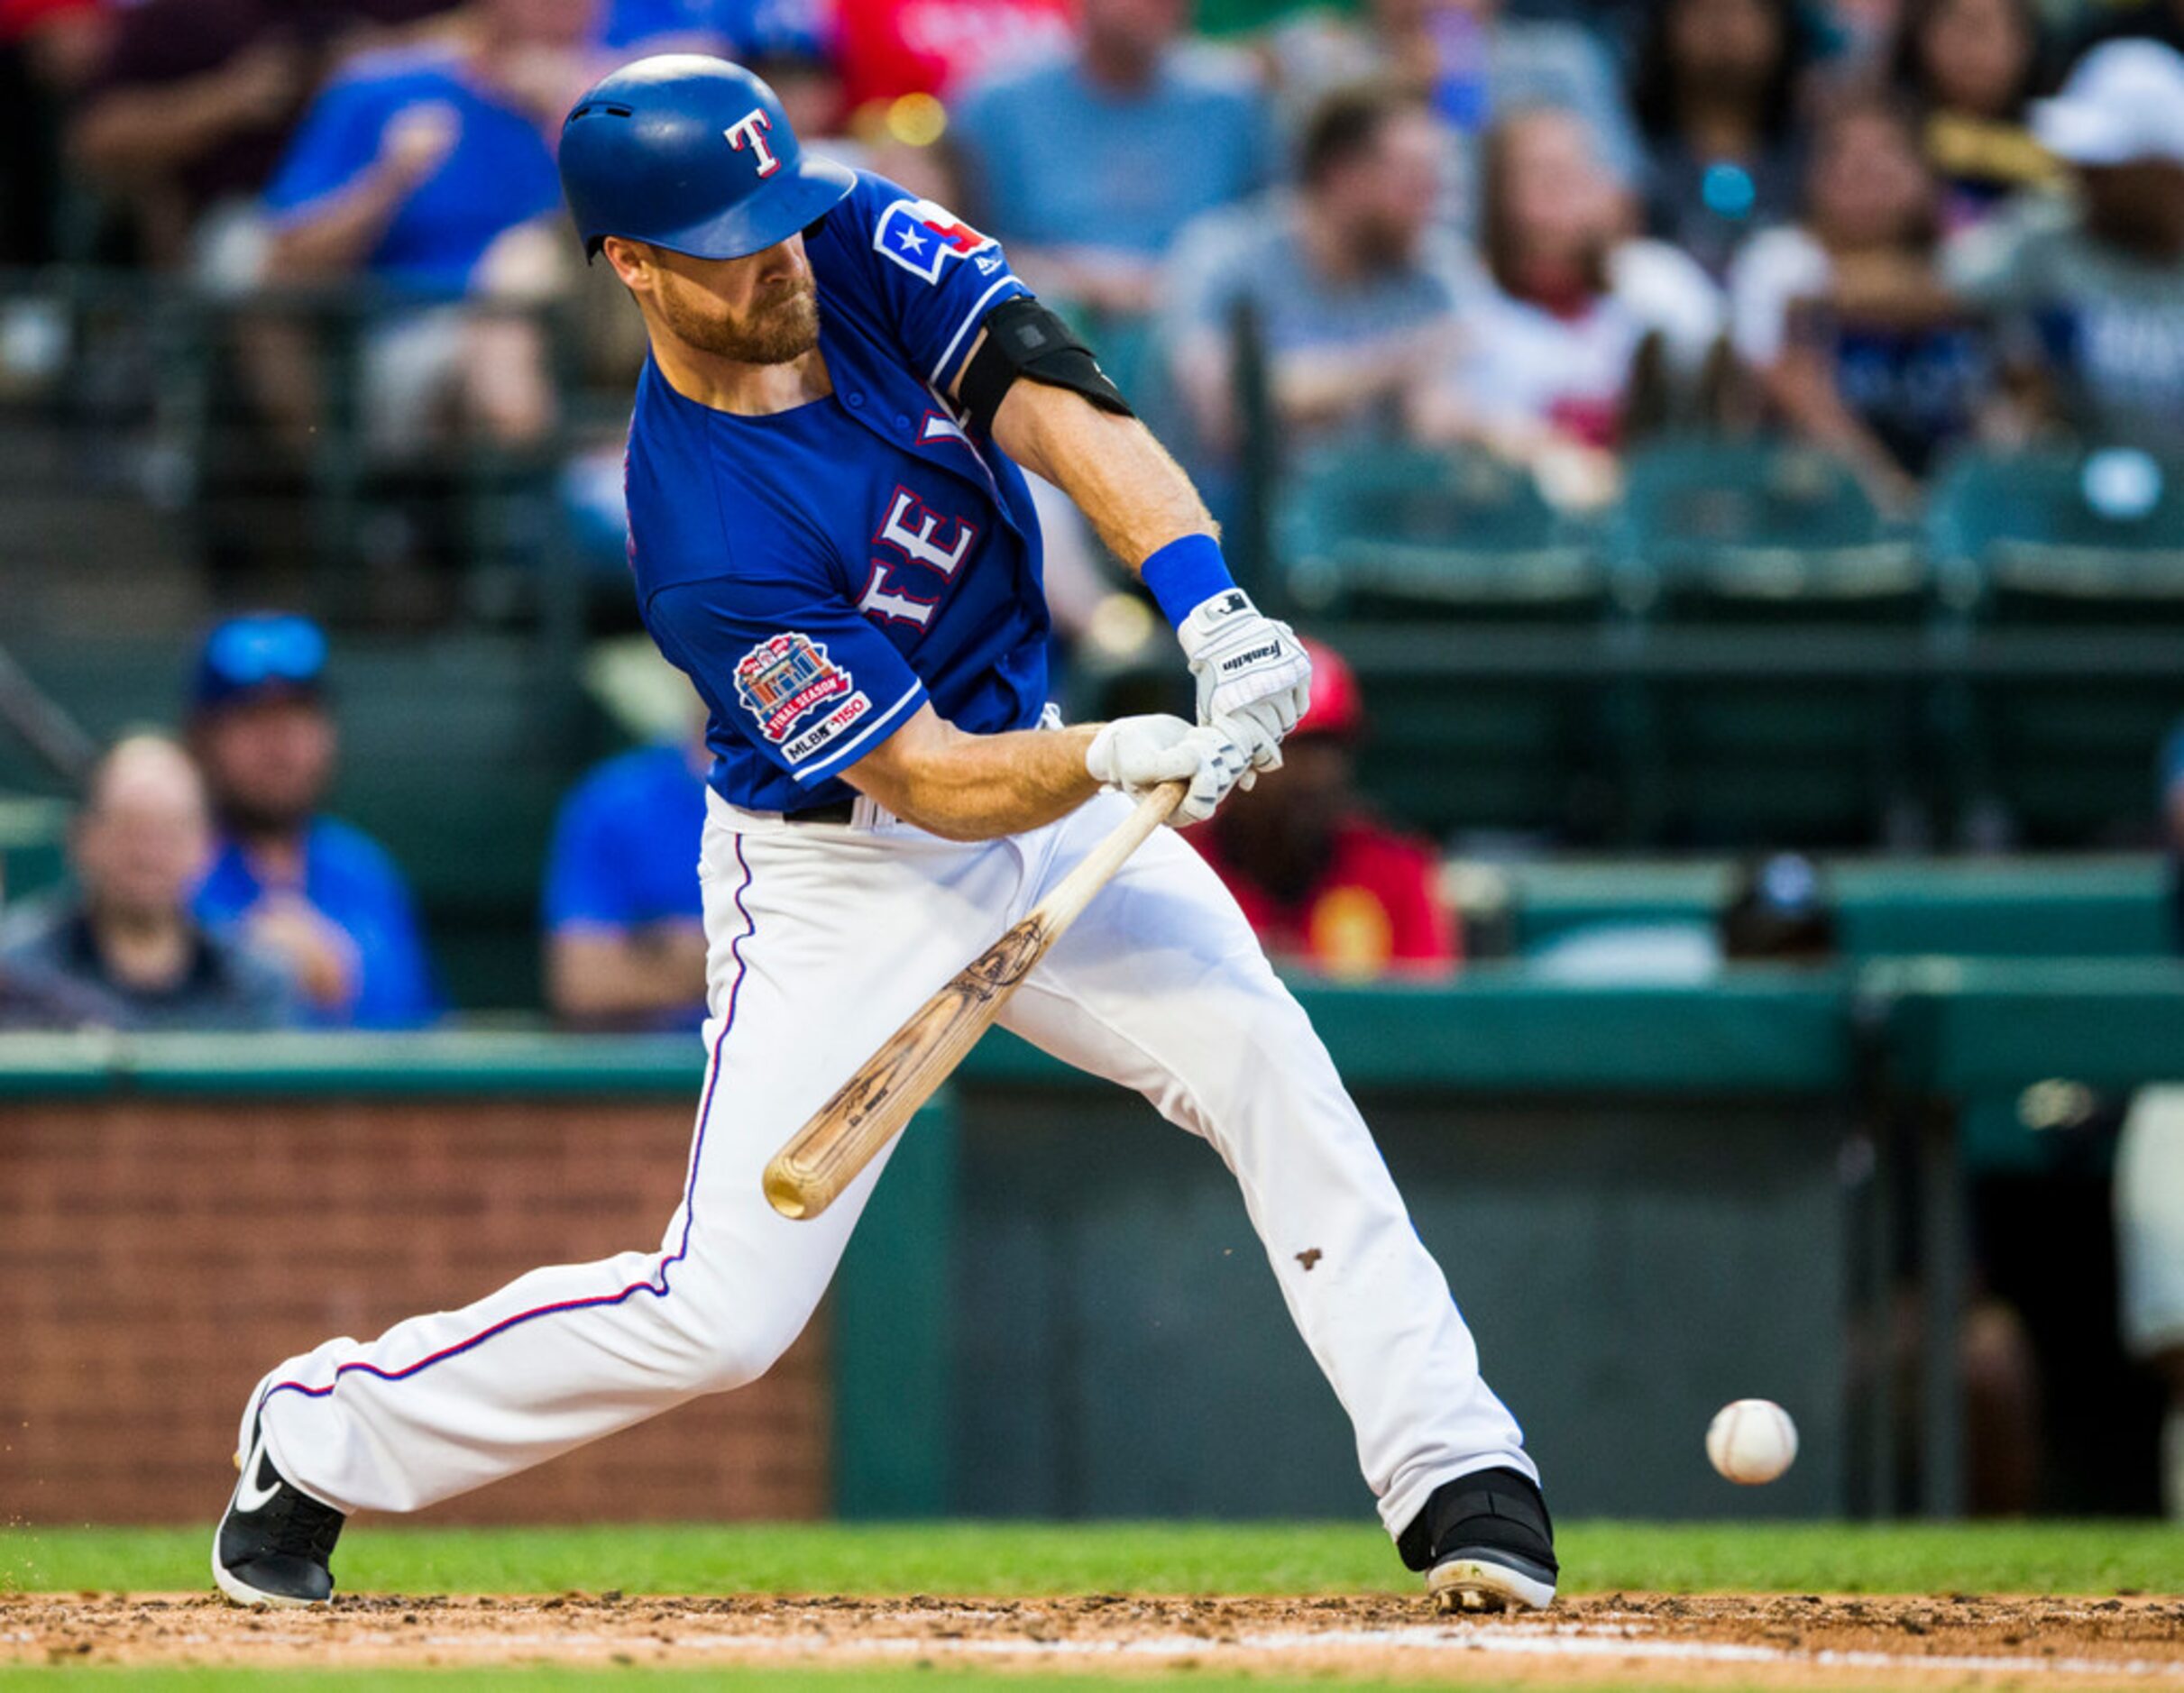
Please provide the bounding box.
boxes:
[1140,534,1236,628]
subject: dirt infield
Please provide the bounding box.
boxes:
[6,1591,2183,1684]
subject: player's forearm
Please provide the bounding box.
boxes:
[991,378,1215,570]
[845,714,1100,842]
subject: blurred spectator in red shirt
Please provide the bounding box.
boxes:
[1889,0,2059,236]
[1189,638,1461,980]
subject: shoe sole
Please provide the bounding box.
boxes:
[1427,1555,1557,1614]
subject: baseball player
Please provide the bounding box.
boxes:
[214,55,1555,1615]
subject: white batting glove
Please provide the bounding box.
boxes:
[1176,590,1312,774]
[1085,714,1250,828]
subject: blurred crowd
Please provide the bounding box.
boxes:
[0,613,1461,1037]
[2,0,2181,528]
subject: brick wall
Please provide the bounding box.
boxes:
[0,1098,828,1524]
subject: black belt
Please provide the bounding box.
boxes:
[783,797,857,826]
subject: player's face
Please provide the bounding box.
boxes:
[644,238,822,367]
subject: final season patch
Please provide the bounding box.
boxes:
[735,632,853,743]
[873,197,996,285]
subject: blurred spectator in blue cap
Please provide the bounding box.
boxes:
[0,735,297,1031]
[950,0,1274,325]
[1944,39,2184,461]
[540,708,710,1032]
[185,612,439,1029]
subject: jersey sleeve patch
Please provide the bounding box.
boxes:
[733,632,866,746]
[873,197,998,285]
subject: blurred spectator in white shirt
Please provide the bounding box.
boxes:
[1944,40,2184,461]
[1420,104,1722,508]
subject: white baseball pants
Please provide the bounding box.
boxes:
[252,791,1534,1540]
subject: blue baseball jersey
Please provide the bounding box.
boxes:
[625,170,1051,813]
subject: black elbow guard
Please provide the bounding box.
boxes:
[957,297,1135,435]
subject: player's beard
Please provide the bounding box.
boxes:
[662,275,821,366]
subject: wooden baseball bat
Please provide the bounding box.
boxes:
[762,778,1188,1220]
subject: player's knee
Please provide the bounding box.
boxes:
[673,1309,807,1396]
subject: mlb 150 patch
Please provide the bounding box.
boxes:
[874,197,996,285]
[783,691,874,764]
[735,632,856,743]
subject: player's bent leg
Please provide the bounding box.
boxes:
[997,796,1554,1611]
[218,810,1024,1602]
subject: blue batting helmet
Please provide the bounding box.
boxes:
[559,55,855,262]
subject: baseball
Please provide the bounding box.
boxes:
[1706,1399,1798,1484]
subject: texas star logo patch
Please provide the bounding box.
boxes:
[735,631,854,743]
[873,197,996,285]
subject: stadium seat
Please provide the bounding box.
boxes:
[1928,446,2184,619]
[1928,448,2184,845]
[1277,443,1610,621]
[1611,437,1926,619]
[1340,638,1619,845]
[1608,439,1929,846]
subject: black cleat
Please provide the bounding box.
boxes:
[212,1411,345,1607]
[1398,1466,1558,1614]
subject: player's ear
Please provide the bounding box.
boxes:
[600,236,654,292]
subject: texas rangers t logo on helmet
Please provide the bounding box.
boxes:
[723,108,781,178]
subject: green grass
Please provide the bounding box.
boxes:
[3,1520,2178,1599]
[0,1676,1668,1693]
